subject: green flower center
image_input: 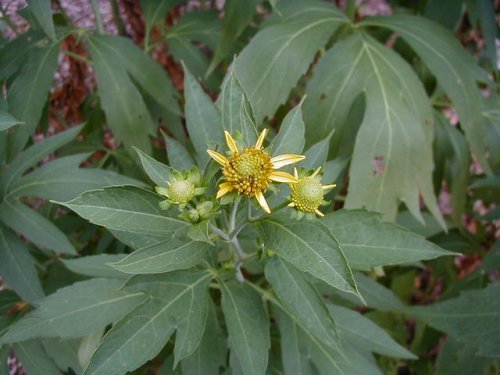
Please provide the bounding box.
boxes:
[223,147,273,196]
[168,180,195,204]
[290,177,323,212]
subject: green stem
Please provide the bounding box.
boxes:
[229,199,239,231]
[209,223,230,241]
[346,0,356,21]
[91,0,105,34]
[61,49,92,65]
[110,0,126,35]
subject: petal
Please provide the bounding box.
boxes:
[207,150,228,166]
[271,154,305,169]
[322,184,337,191]
[224,131,239,153]
[254,128,268,149]
[315,209,325,217]
[293,167,299,179]
[288,202,295,207]
[216,182,233,199]
[255,191,271,214]
[268,171,298,183]
[311,166,322,177]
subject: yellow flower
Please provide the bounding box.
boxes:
[288,167,336,217]
[207,129,305,213]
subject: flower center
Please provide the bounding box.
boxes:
[168,180,195,204]
[223,147,273,196]
[290,177,324,212]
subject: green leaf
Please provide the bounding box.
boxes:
[181,299,226,375]
[436,336,490,375]
[265,257,339,350]
[135,147,173,188]
[0,198,76,254]
[235,1,348,122]
[271,102,305,155]
[84,271,211,375]
[6,41,59,155]
[89,36,153,153]
[0,111,23,131]
[258,218,360,298]
[354,273,405,312]
[14,340,60,375]
[0,223,44,303]
[163,133,196,172]
[301,134,331,170]
[110,239,211,274]
[42,338,82,374]
[328,304,416,359]
[183,65,224,166]
[27,0,56,40]
[58,185,188,237]
[361,15,492,174]
[0,279,146,343]
[141,0,183,45]
[406,283,500,357]
[320,210,454,270]
[466,0,498,69]
[0,30,45,81]
[1,124,82,194]
[62,254,128,279]
[221,281,270,375]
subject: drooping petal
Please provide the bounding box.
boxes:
[293,167,299,179]
[216,182,233,199]
[268,171,298,183]
[315,209,325,217]
[255,191,271,214]
[254,128,268,150]
[207,150,228,166]
[271,154,305,169]
[311,166,322,177]
[224,131,239,153]
[322,184,337,191]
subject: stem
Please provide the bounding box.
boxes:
[110,0,126,35]
[229,199,239,231]
[0,3,19,35]
[346,0,356,21]
[91,0,105,34]
[209,223,230,241]
[249,201,289,222]
[61,49,92,65]
[231,237,246,283]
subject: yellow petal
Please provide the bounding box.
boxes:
[315,209,325,217]
[224,131,239,153]
[322,184,337,191]
[216,182,233,199]
[254,128,268,149]
[311,166,322,177]
[207,150,228,166]
[288,202,295,207]
[293,167,298,179]
[268,171,298,183]
[255,191,271,214]
[271,154,305,169]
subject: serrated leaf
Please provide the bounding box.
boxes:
[0,111,23,131]
[110,239,211,274]
[163,133,196,171]
[328,304,416,359]
[320,210,454,270]
[135,147,173,188]
[265,257,339,350]
[361,15,492,174]
[183,65,224,166]
[58,186,188,237]
[27,0,56,40]
[235,1,348,122]
[0,198,76,254]
[62,254,128,280]
[221,281,270,375]
[84,271,211,375]
[259,218,360,298]
[14,339,60,375]
[0,279,146,343]
[406,283,500,357]
[271,102,305,155]
[0,223,44,303]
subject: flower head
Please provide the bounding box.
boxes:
[207,129,305,213]
[155,167,205,210]
[288,167,336,217]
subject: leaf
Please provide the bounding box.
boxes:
[42,338,82,375]
[271,102,305,155]
[89,36,153,153]
[62,254,128,279]
[110,239,211,274]
[0,30,45,81]
[265,257,339,350]
[163,133,196,172]
[466,0,498,69]
[58,185,188,237]
[354,273,405,312]
[301,134,331,170]
[235,1,348,122]
[135,147,173,188]
[84,271,211,375]
[183,65,224,166]
[0,111,23,131]
[6,41,59,155]
[0,198,76,254]
[435,336,490,375]
[320,210,454,270]
[406,283,500,357]
[221,281,270,375]
[0,279,146,343]
[1,124,82,194]
[328,304,416,359]
[14,340,60,375]
[0,223,44,303]
[361,15,492,174]
[27,0,56,40]
[258,218,360,298]
[141,0,184,46]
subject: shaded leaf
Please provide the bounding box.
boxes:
[163,133,196,172]
[27,0,56,40]
[0,111,23,131]
[62,254,128,279]
[135,147,173,188]
[14,340,60,375]
[271,102,305,155]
